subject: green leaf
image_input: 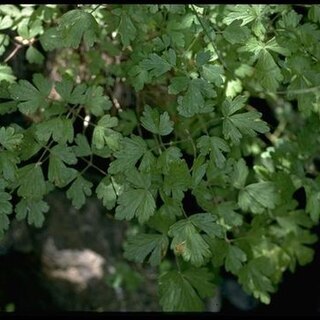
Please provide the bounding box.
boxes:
[115,188,156,224]
[163,159,191,201]
[256,50,283,92]
[177,79,215,117]
[196,51,211,67]
[124,233,169,266]
[201,64,224,87]
[197,135,230,168]
[0,151,19,181]
[26,46,44,65]
[141,105,174,136]
[0,15,13,30]
[118,12,137,47]
[48,145,77,188]
[0,64,16,83]
[238,257,275,304]
[108,135,147,174]
[231,158,249,189]
[222,96,269,145]
[140,53,173,78]
[9,73,52,115]
[39,27,63,51]
[15,199,49,228]
[264,37,290,56]
[225,245,247,274]
[222,95,247,116]
[35,117,74,144]
[0,191,12,237]
[92,115,122,151]
[222,20,250,44]
[168,76,189,95]
[55,78,86,104]
[96,176,123,210]
[305,187,320,223]
[50,144,77,165]
[159,268,214,311]
[17,164,46,200]
[0,126,23,151]
[189,213,224,238]
[58,9,99,48]
[157,146,182,172]
[169,219,211,267]
[205,236,229,267]
[223,5,261,26]
[73,133,91,157]
[191,156,207,187]
[147,207,177,234]
[238,181,280,214]
[283,231,317,268]
[84,86,112,116]
[215,201,243,227]
[66,176,93,209]
[128,65,150,91]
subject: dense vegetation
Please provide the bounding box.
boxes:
[0,4,320,311]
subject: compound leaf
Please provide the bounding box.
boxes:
[159,267,214,311]
[197,135,230,168]
[124,233,169,266]
[66,176,93,209]
[169,219,211,267]
[9,73,52,115]
[238,257,275,304]
[225,245,247,274]
[108,135,147,174]
[238,181,280,214]
[141,105,174,136]
[17,164,46,200]
[96,176,123,210]
[140,53,173,78]
[15,198,49,228]
[115,188,156,224]
[0,126,23,151]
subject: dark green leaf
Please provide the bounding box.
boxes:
[115,188,156,224]
[0,126,23,151]
[169,219,211,267]
[17,164,46,200]
[9,73,52,115]
[159,268,214,311]
[66,176,93,209]
[108,135,147,174]
[141,105,174,136]
[124,233,169,266]
[15,199,49,228]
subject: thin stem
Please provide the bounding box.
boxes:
[175,255,181,273]
[4,43,22,63]
[90,4,101,14]
[185,129,197,159]
[181,206,189,219]
[275,85,320,95]
[191,5,231,73]
[79,156,108,176]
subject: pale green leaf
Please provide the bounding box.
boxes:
[238,181,280,214]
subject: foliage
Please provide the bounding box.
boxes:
[0,4,320,311]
